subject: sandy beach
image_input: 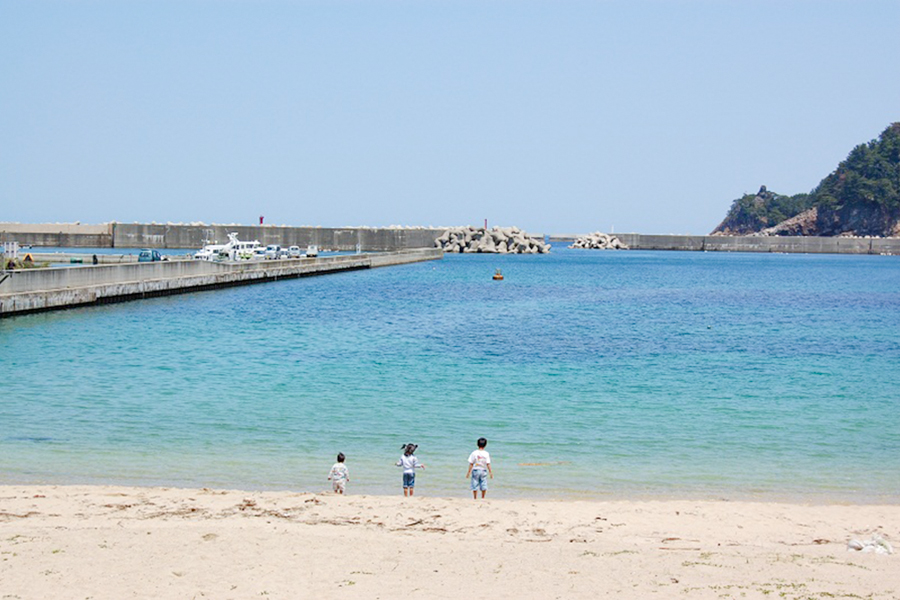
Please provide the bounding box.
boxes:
[0,486,897,599]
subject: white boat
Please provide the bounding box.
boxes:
[194,233,262,261]
[193,242,225,261]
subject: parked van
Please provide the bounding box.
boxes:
[138,249,163,262]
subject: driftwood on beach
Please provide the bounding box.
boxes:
[434,226,551,254]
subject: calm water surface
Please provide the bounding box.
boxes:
[2,248,898,501]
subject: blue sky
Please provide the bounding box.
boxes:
[2,1,898,234]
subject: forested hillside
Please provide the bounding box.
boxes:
[712,123,900,236]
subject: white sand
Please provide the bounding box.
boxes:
[1,485,897,599]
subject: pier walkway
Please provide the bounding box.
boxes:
[0,248,442,318]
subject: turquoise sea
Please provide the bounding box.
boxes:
[2,248,899,501]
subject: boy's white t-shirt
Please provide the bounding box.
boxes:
[329,463,349,482]
[468,449,490,471]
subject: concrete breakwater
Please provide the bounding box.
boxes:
[0,222,113,248]
[569,232,628,250]
[0,248,442,318]
[6,222,899,256]
[434,226,550,253]
[549,233,900,255]
[0,222,442,252]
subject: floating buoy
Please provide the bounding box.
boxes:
[492,268,503,281]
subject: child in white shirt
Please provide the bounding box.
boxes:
[328,452,350,494]
[466,437,493,499]
[396,443,425,496]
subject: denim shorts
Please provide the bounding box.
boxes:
[403,472,416,488]
[470,469,488,491]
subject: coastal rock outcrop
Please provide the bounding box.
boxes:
[751,207,819,236]
[569,232,628,250]
[434,226,550,254]
[711,185,812,236]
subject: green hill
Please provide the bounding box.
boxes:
[712,123,900,236]
[710,186,813,236]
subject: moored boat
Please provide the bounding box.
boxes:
[194,232,262,261]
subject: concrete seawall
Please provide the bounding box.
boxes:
[1,222,443,251]
[0,223,113,248]
[548,233,900,255]
[7,223,898,255]
[0,248,442,318]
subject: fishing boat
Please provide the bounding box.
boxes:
[194,232,262,261]
[193,242,224,261]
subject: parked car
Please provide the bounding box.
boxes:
[288,245,302,258]
[138,249,163,262]
[278,248,291,260]
[264,245,281,260]
[305,245,319,258]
